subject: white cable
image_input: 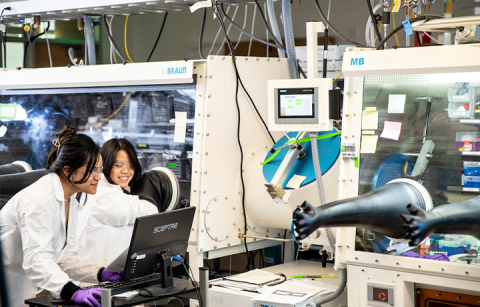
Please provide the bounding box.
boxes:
[84,27,88,66]
[265,3,268,57]
[107,16,114,64]
[208,6,230,57]
[423,31,442,44]
[248,4,257,57]
[327,0,332,23]
[107,15,121,64]
[44,23,52,67]
[109,16,118,64]
[365,3,383,47]
[232,4,248,52]
[216,5,238,55]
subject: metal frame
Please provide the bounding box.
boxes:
[337,45,480,306]
[0,0,282,21]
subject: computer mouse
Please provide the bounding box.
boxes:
[138,289,153,297]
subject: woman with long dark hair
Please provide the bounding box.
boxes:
[77,138,158,266]
[0,127,121,307]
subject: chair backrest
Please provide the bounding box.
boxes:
[0,169,50,210]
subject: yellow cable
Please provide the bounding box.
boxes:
[372,24,383,43]
[103,92,132,122]
[332,73,343,83]
[124,15,134,63]
[392,11,400,47]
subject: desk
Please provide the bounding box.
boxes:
[208,260,347,307]
[25,277,196,307]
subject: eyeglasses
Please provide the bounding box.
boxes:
[113,161,135,170]
[79,166,104,175]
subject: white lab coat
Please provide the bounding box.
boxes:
[76,174,158,267]
[0,173,102,307]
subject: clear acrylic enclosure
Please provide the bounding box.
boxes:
[0,81,197,199]
[356,73,480,262]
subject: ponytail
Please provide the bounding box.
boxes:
[47,126,100,184]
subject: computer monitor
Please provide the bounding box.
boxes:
[0,228,10,307]
[124,206,196,295]
[267,78,333,132]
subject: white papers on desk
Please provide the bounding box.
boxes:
[210,279,262,293]
[225,269,282,285]
[252,279,337,305]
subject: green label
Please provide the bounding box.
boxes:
[354,157,359,168]
[287,99,294,102]
[296,99,302,102]
[288,106,294,109]
[341,146,345,151]
[0,103,17,120]
[167,163,178,168]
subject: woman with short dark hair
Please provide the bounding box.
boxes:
[0,127,121,307]
[77,138,158,266]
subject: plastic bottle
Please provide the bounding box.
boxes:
[464,140,472,152]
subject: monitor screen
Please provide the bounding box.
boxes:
[124,206,196,280]
[277,88,315,119]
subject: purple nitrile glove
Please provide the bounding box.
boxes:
[101,269,123,282]
[71,288,102,307]
[402,251,450,261]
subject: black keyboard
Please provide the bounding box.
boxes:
[83,273,162,295]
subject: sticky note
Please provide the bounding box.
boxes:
[362,108,378,130]
[388,94,406,114]
[0,103,16,120]
[286,175,307,189]
[173,112,187,143]
[380,121,402,140]
[360,135,378,153]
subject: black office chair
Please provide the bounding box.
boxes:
[0,169,50,210]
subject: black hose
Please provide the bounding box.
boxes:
[322,28,328,78]
[416,31,422,46]
[199,8,207,59]
[23,22,50,68]
[219,3,285,50]
[365,0,382,48]
[3,25,5,68]
[314,0,367,47]
[211,1,251,269]
[0,30,4,68]
[147,12,168,62]
[252,0,284,49]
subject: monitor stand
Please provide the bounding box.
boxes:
[145,252,186,296]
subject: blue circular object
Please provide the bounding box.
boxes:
[262,130,341,189]
[371,154,414,190]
